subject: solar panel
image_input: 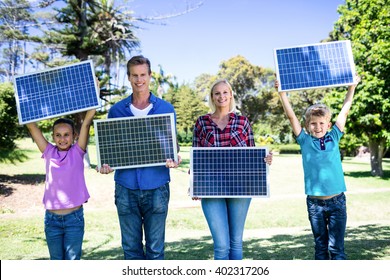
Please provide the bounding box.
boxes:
[274,40,356,92]
[190,147,269,198]
[14,60,100,124]
[94,113,178,170]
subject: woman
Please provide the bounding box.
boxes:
[192,79,272,260]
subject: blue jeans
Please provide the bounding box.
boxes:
[307,192,347,260]
[115,183,170,260]
[201,198,251,260]
[44,206,84,260]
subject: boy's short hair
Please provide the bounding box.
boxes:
[53,118,75,134]
[304,104,332,126]
[126,55,152,76]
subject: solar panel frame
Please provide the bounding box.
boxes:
[14,60,100,124]
[190,147,270,198]
[94,113,178,170]
[274,40,356,92]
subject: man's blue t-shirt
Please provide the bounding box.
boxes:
[108,92,176,190]
[296,125,346,196]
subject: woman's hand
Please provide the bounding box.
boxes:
[264,152,273,165]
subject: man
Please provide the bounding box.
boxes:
[98,55,181,260]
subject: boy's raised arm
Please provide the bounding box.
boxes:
[275,80,302,137]
[26,122,48,153]
[336,75,361,132]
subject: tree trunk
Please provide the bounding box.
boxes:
[368,138,385,177]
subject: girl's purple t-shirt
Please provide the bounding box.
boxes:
[42,143,90,210]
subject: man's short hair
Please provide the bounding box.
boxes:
[126,55,152,76]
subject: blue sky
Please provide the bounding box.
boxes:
[129,0,346,84]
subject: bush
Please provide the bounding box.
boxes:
[256,135,274,146]
[0,83,25,156]
[339,133,368,157]
[274,144,301,154]
[177,130,192,146]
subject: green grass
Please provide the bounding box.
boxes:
[0,139,389,260]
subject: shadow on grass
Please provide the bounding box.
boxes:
[77,223,390,260]
[0,149,29,164]
[345,223,390,260]
[0,174,45,197]
[345,170,390,180]
[82,234,124,260]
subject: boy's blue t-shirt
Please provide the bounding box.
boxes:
[296,125,346,196]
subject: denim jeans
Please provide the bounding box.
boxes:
[44,206,84,260]
[306,192,347,260]
[201,197,251,260]
[115,183,170,260]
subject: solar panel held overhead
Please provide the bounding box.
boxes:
[94,113,178,170]
[14,60,100,124]
[274,40,356,92]
[190,147,270,198]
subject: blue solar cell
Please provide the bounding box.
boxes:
[14,60,100,124]
[274,41,356,92]
[94,113,178,169]
[190,147,269,198]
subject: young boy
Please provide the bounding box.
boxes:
[26,109,95,260]
[275,75,360,260]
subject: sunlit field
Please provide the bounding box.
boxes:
[0,140,389,260]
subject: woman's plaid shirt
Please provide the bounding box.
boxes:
[192,113,255,147]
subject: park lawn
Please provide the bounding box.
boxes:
[0,140,389,260]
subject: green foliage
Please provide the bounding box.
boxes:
[1,141,390,259]
[329,0,390,176]
[217,55,262,100]
[164,84,208,137]
[0,0,36,81]
[177,130,193,146]
[276,144,301,154]
[216,55,268,123]
[339,132,369,157]
[257,135,274,146]
[252,122,277,146]
[51,0,140,59]
[0,82,24,157]
[150,64,178,95]
[193,73,215,101]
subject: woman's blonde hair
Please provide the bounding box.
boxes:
[208,79,236,113]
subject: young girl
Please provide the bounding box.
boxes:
[26,109,95,260]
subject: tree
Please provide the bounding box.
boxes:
[0,82,25,161]
[0,0,36,82]
[0,0,204,162]
[217,55,260,113]
[268,84,332,144]
[37,0,143,166]
[150,64,177,98]
[329,0,390,177]
[164,84,208,141]
[193,73,215,102]
[216,55,275,125]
